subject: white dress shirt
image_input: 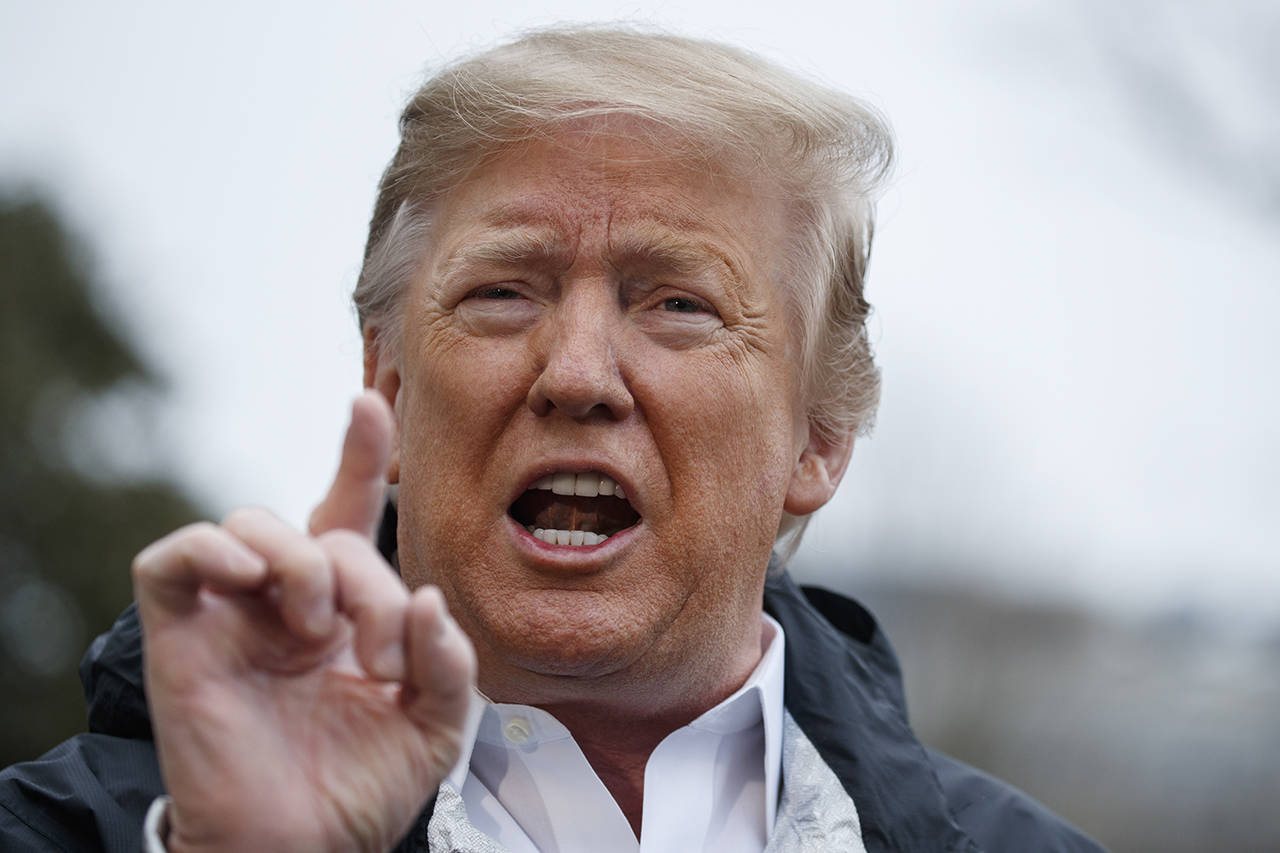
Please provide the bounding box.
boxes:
[444,614,786,852]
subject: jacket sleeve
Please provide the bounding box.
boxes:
[0,733,164,853]
[927,748,1108,853]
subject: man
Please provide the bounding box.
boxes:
[0,27,1104,852]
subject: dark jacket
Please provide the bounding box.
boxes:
[0,561,1105,852]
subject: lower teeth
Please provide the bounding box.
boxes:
[530,527,607,546]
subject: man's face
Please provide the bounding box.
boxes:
[372,129,835,711]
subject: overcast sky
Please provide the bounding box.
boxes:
[3,0,1276,621]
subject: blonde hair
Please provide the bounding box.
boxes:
[354,25,894,547]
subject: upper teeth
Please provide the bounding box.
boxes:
[531,471,625,500]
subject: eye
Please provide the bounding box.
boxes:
[661,296,706,314]
[454,282,540,336]
[633,288,722,348]
[468,285,523,300]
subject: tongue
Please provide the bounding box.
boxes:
[511,491,637,536]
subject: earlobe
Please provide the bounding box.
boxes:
[783,424,855,516]
[363,325,402,485]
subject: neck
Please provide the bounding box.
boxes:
[534,639,766,836]
[478,613,768,835]
[536,702,688,837]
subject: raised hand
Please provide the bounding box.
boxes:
[132,391,475,853]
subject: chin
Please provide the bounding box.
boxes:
[474,588,665,689]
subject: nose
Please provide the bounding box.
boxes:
[526,287,634,421]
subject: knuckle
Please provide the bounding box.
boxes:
[414,584,446,613]
[406,587,444,629]
[184,520,224,548]
[129,547,156,582]
[220,504,272,532]
[131,521,218,582]
[317,528,366,552]
[316,529,380,573]
[173,523,223,567]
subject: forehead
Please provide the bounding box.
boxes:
[427,129,790,274]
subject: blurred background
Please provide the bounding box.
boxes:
[1,1,1276,850]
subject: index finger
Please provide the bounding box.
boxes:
[308,391,395,540]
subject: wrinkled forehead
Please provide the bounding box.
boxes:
[425,124,795,285]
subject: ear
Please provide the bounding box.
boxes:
[362,324,402,485]
[783,422,855,516]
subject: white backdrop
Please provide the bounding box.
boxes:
[3,0,1276,620]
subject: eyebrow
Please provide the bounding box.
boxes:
[440,228,574,274]
[439,205,746,286]
[608,229,744,290]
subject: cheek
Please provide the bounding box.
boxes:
[401,332,530,451]
[637,348,798,517]
[394,332,536,568]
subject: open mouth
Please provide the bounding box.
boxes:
[509,471,640,547]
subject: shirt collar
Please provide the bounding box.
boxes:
[445,613,786,832]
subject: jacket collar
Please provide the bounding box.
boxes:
[764,570,977,853]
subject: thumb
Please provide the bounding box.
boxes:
[309,391,396,539]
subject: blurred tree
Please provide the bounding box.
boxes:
[0,192,206,766]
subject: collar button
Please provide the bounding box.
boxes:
[503,717,532,744]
